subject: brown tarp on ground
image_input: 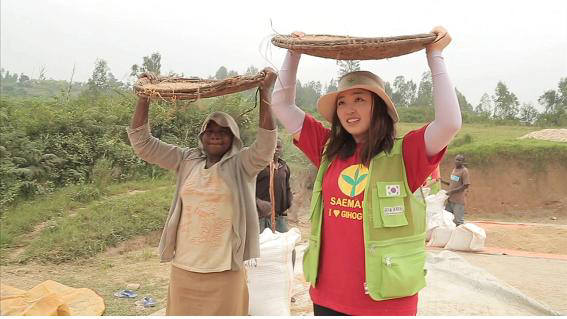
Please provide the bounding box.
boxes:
[1,280,104,315]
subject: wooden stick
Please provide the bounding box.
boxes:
[269,160,276,233]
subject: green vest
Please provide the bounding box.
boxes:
[303,138,427,301]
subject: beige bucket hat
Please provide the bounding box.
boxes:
[317,71,399,123]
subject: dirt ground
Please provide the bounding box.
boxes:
[439,160,567,221]
[468,221,567,255]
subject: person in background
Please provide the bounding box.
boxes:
[256,138,293,233]
[442,154,470,226]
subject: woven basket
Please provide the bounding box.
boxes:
[271,33,436,60]
[134,72,266,100]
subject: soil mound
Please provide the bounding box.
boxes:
[519,129,567,143]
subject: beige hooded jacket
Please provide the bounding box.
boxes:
[127,111,277,270]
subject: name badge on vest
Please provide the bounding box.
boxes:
[450,175,460,182]
[383,205,404,216]
[385,184,401,197]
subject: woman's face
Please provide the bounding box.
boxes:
[336,88,373,143]
[201,121,233,158]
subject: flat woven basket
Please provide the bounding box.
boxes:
[271,33,437,60]
[134,71,266,100]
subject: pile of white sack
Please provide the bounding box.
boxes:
[425,190,487,251]
[247,227,301,316]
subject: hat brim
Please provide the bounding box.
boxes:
[317,85,399,123]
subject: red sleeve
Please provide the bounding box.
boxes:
[403,124,447,193]
[293,114,330,168]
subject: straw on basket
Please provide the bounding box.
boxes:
[134,71,267,100]
[271,33,437,60]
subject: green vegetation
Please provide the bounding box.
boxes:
[0,176,174,262]
[21,182,173,263]
[0,90,260,208]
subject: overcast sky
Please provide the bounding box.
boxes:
[2,0,566,108]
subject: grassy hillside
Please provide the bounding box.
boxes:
[401,123,566,168]
[0,176,174,264]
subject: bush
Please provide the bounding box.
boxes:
[450,133,473,148]
[0,89,261,206]
[71,185,102,203]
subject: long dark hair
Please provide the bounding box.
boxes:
[323,93,396,167]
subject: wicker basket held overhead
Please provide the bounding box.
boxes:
[271,33,437,60]
[134,71,267,100]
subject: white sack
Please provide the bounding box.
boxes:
[247,227,301,315]
[445,223,487,251]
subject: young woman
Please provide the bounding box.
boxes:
[271,27,461,315]
[128,68,278,315]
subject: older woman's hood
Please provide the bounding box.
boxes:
[197,111,243,161]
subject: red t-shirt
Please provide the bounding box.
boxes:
[294,114,446,316]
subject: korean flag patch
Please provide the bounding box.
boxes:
[386,184,401,197]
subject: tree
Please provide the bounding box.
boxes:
[38,66,46,81]
[245,65,259,76]
[384,81,393,98]
[2,71,17,83]
[215,66,228,80]
[88,59,110,91]
[537,78,567,126]
[326,78,338,93]
[414,71,433,107]
[455,88,473,112]
[539,90,558,114]
[18,73,30,83]
[518,103,538,125]
[336,60,360,78]
[227,70,238,78]
[475,93,493,118]
[391,76,417,108]
[492,81,519,120]
[107,72,124,89]
[87,58,123,93]
[296,80,322,110]
[130,52,162,77]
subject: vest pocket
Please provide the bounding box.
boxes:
[380,249,426,298]
[366,235,426,300]
[373,182,409,228]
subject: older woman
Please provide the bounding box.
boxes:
[127,68,278,315]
